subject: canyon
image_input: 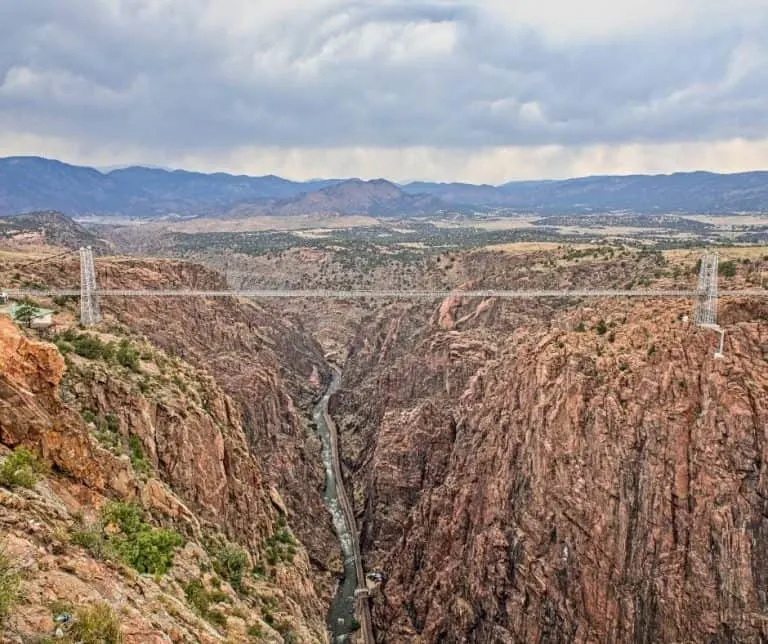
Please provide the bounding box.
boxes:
[1,238,767,642]
[336,293,768,642]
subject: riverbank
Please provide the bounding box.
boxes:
[313,368,372,642]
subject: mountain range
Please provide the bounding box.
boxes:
[1,156,767,218]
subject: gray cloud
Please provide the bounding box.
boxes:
[1,0,767,155]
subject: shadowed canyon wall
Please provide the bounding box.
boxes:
[335,294,768,642]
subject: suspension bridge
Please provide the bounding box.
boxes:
[2,248,766,355]
[0,247,761,637]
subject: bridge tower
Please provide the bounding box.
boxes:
[693,252,724,358]
[79,246,101,327]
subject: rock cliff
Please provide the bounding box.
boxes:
[334,252,768,642]
[0,308,328,642]
[19,256,339,586]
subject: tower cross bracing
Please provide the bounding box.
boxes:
[79,246,101,326]
[693,252,719,327]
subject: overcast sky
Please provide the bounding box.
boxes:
[1,0,767,183]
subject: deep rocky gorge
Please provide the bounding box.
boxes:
[0,255,338,642]
[0,313,327,642]
[334,284,768,641]
[2,245,768,643]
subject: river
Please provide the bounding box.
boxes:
[312,369,359,642]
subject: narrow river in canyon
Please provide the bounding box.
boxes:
[312,369,359,642]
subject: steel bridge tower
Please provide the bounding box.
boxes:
[79,246,101,327]
[693,252,724,357]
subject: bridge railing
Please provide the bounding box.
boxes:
[2,288,766,299]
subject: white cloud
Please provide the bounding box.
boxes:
[482,0,768,42]
[0,65,137,108]
[1,0,768,180]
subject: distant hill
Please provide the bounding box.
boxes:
[0,210,111,253]
[228,178,447,218]
[0,156,340,218]
[1,156,767,217]
[403,172,768,213]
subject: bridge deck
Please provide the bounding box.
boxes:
[2,288,766,299]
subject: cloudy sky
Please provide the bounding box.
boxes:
[1,0,767,183]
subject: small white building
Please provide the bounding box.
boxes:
[30,312,55,330]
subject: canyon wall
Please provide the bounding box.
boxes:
[0,255,340,642]
[336,283,768,641]
[30,257,339,582]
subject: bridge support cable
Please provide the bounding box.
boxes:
[79,246,101,327]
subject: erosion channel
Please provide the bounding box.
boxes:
[313,368,359,642]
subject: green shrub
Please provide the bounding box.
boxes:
[274,528,295,546]
[94,426,122,453]
[350,618,361,632]
[184,578,210,615]
[116,340,141,372]
[265,549,279,566]
[247,623,263,640]
[719,261,737,278]
[101,342,116,363]
[0,447,49,489]
[102,502,144,536]
[66,602,123,644]
[72,335,106,360]
[206,609,227,629]
[71,503,184,576]
[594,319,608,335]
[54,332,141,371]
[50,599,75,618]
[208,589,230,604]
[252,563,266,578]
[84,412,124,455]
[55,340,74,355]
[70,525,107,560]
[575,322,586,332]
[105,413,120,433]
[82,410,97,425]
[212,544,249,593]
[111,528,183,576]
[184,577,232,626]
[128,436,152,477]
[263,522,298,568]
[0,549,20,622]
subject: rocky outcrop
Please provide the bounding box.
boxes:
[92,259,338,581]
[0,313,328,642]
[336,288,768,642]
[0,316,134,494]
[26,257,339,591]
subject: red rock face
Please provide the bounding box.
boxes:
[336,296,768,642]
[27,257,339,585]
[0,315,130,492]
[87,259,339,582]
[0,314,329,641]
